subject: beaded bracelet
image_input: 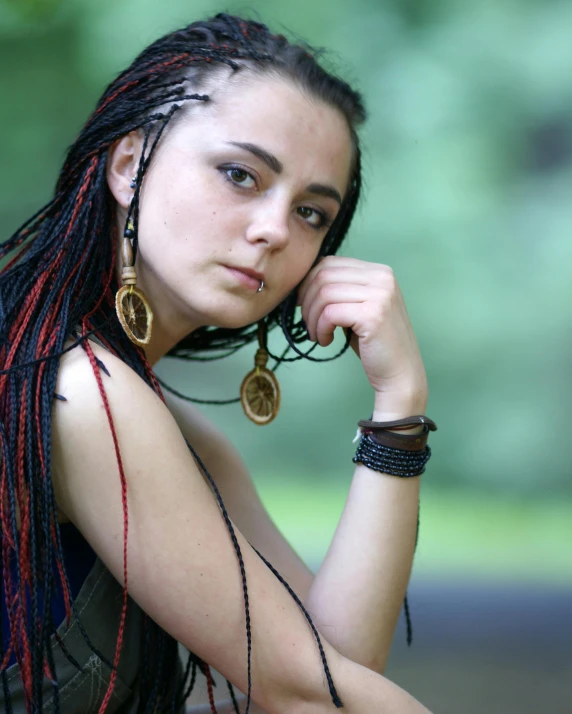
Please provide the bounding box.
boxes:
[352,433,432,478]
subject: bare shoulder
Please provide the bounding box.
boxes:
[55,339,165,417]
[51,340,198,527]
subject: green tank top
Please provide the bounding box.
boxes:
[2,557,184,713]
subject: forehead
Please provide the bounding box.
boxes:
[174,72,354,193]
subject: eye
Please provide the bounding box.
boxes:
[296,206,330,230]
[221,165,257,189]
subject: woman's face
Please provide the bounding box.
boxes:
[110,72,354,346]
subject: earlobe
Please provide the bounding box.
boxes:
[106,131,143,209]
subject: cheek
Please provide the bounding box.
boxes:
[168,176,238,246]
[282,243,321,290]
[141,180,209,251]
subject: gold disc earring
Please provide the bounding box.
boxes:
[115,220,153,347]
[240,321,281,425]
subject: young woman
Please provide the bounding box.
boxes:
[0,13,435,714]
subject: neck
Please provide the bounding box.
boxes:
[142,313,196,366]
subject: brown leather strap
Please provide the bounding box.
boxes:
[365,425,429,452]
[358,415,437,432]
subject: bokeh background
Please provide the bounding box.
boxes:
[1,0,571,711]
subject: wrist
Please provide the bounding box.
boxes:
[372,389,428,425]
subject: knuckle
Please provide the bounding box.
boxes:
[379,267,396,287]
[316,267,335,284]
[317,283,335,302]
[319,255,336,267]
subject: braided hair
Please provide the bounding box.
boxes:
[0,13,366,713]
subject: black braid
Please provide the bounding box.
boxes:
[226,679,242,713]
[180,658,198,706]
[253,548,343,708]
[184,440,255,714]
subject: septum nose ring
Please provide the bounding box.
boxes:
[257,280,264,293]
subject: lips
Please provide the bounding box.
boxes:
[222,265,265,290]
[232,266,264,282]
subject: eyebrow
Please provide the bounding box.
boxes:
[227,141,283,174]
[306,183,342,206]
[226,141,343,206]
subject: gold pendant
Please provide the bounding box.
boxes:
[115,285,153,347]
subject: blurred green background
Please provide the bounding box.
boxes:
[1,0,571,711]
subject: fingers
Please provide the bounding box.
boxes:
[298,257,399,345]
[314,302,364,347]
[304,285,377,343]
[297,257,395,308]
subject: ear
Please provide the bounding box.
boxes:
[106,131,144,209]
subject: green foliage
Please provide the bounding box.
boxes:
[1,0,63,20]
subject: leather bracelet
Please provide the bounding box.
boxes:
[358,415,438,432]
[365,424,430,452]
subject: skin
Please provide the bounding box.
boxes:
[52,72,431,713]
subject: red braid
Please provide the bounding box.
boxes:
[204,665,219,714]
[81,340,131,714]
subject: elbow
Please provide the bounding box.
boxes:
[362,653,387,676]
[258,648,346,714]
[329,642,388,677]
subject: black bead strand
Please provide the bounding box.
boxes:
[352,434,431,477]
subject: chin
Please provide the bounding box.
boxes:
[182,286,280,331]
[191,299,265,331]
[209,312,265,330]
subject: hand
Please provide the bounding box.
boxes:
[297,257,428,417]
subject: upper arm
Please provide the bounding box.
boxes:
[164,391,314,598]
[51,344,331,712]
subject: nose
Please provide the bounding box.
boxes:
[244,195,290,250]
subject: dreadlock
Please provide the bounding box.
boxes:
[0,12,366,713]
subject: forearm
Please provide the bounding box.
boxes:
[306,464,419,673]
[193,464,419,714]
[284,647,432,714]
[305,394,426,674]
[189,653,431,714]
